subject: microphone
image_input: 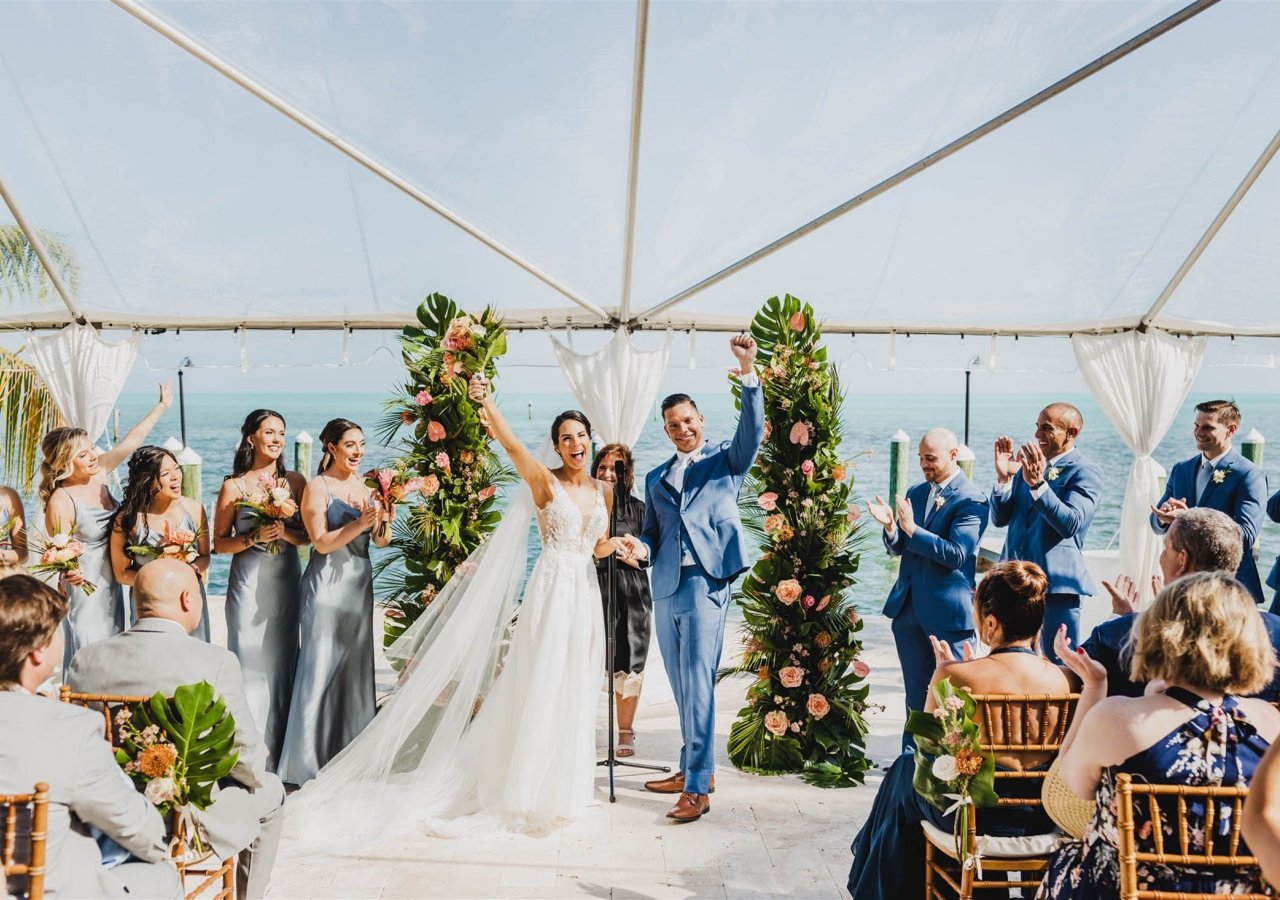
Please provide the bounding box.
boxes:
[612,460,627,500]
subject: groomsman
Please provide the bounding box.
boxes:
[1150,399,1269,604]
[991,403,1103,662]
[868,428,988,739]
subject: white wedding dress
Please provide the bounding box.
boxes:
[283,475,606,848]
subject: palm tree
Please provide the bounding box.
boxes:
[0,224,78,488]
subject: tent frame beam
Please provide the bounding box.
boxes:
[631,0,1221,326]
[0,173,84,325]
[616,0,650,323]
[110,0,610,323]
[1138,125,1280,332]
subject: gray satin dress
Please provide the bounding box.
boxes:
[225,502,302,770]
[127,511,211,642]
[60,497,128,672]
[277,488,374,785]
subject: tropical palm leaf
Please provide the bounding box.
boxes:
[0,348,62,489]
[0,224,80,303]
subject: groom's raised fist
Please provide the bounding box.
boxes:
[730,333,757,374]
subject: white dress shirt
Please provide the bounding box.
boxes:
[887,469,960,538]
[994,450,1070,500]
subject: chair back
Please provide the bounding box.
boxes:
[58,686,152,748]
[2,782,49,900]
[1114,772,1269,900]
[969,692,1079,796]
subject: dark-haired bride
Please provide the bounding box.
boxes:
[285,378,626,844]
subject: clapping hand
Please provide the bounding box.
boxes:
[1053,625,1107,690]
[994,436,1022,483]
[468,374,491,404]
[866,495,894,530]
[729,333,758,376]
[894,495,916,537]
[1150,573,1164,596]
[930,634,974,665]
[1150,497,1187,527]
[356,499,380,531]
[1018,442,1046,486]
[1101,574,1139,617]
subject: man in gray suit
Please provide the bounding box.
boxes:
[0,574,180,899]
[67,559,284,900]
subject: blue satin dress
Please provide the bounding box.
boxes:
[60,497,128,672]
[127,510,211,642]
[277,484,374,785]
[225,496,302,770]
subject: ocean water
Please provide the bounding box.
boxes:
[104,390,1280,607]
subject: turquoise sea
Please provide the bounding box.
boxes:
[103,390,1280,607]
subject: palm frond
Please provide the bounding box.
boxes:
[0,225,80,303]
[0,349,62,489]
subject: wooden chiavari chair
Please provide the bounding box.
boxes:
[1,782,48,900]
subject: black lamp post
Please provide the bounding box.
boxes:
[177,356,192,448]
[963,355,980,447]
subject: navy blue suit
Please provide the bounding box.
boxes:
[1150,449,1268,603]
[991,447,1103,660]
[1082,610,1280,702]
[1266,489,1280,612]
[883,472,989,739]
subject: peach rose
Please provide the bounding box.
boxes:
[806,694,830,720]
[789,311,806,332]
[774,579,802,605]
[758,492,778,511]
[427,420,447,442]
[421,475,441,496]
[764,710,789,736]
[789,421,811,446]
[779,666,804,688]
[852,659,871,678]
[832,465,846,482]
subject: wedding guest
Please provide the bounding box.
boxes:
[0,483,27,565]
[40,384,172,667]
[592,443,652,758]
[1151,399,1268,603]
[213,409,308,770]
[1267,486,1280,611]
[1243,735,1280,886]
[0,574,181,899]
[1039,573,1279,897]
[277,418,390,785]
[991,402,1103,661]
[867,427,989,746]
[66,559,284,900]
[109,445,212,641]
[1084,508,1280,700]
[847,561,1073,900]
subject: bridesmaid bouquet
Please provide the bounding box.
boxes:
[235,475,298,554]
[364,462,426,541]
[31,528,96,595]
[906,678,998,871]
[128,521,202,565]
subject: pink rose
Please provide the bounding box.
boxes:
[852,659,871,678]
[774,579,802,605]
[421,474,440,496]
[788,421,811,446]
[758,492,778,511]
[801,594,816,609]
[764,710,789,736]
[415,390,433,406]
[477,485,496,501]
[779,666,804,688]
[435,452,450,472]
[800,459,814,477]
[815,595,831,612]
[847,505,861,522]
[789,311,806,332]
[806,694,830,719]
[427,421,447,442]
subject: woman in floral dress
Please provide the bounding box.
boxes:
[1040,571,1280,897]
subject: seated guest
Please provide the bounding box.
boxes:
[848,561,1075,900]
[1082,507,1280,700]
[0,574,180,899]
[1038,573,1280,898]
[1243,737,1280,886]
[67,559,283,900]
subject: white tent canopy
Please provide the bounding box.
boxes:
[1,0,1278,336]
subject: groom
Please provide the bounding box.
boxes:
[624,334,763,823]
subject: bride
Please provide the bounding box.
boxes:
[284,376,625,845]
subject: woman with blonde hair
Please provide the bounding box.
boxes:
[1039,572,1280,897]
[40,384,171,667]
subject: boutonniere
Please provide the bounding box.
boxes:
[1046,466,1062,482]
[934,494,946,510]
[1212,468,1227,484]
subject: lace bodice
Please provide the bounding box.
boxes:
[537,478,607,557]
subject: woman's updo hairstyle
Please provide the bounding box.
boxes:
[317,418,362,474]
[38,426,89,506]
[974,560,1049,643]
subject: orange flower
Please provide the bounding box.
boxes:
[763,514,783,534]
[427,421,447,442]
[832,465,846,482]
[815,631,832,649]
[764,710,789,736]
[774,579,802,605]
[758,665,770,681]
[779,666,804,688]
[138,742,177,779]
[818,658,832,674]
[806,693,830,719]
[955,748,983,777]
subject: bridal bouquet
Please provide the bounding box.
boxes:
[114,681,239,859]
[30,528,96,595]
[906,678,998,869]
[128,521,201,565]
[234,474,298,554]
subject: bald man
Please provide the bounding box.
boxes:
[67,559,283,899]
[992,403,1103,662]
[869,428,989,743]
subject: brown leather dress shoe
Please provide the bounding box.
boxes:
[666,792,710,822]
[644,772,716,794]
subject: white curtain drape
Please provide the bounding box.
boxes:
[1072,329,1207,605]
[25,324,141,442]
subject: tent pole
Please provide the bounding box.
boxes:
[0,174,83,324]
[109,0,609,322]
[617,0,650,325]
[1139,126,1280,332]
[633,0,1221,326]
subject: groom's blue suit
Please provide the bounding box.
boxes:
[641,382,764,796]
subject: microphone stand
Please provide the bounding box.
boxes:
[598,460,669,802]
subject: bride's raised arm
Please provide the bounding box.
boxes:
[468,374,556,509]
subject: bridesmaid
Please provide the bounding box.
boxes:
[40,384,172,668]
[213,409,308,770]
[278,418,390,785]
[109,445,213,641]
